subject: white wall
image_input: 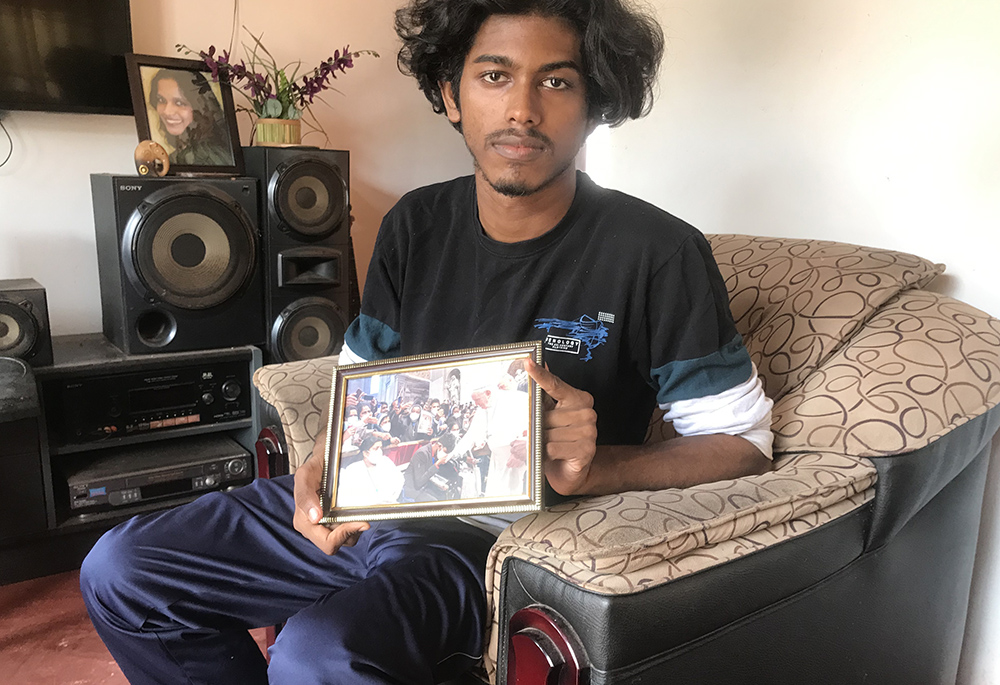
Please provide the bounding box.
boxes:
[2,0,998,680]
[587,1,1000,681]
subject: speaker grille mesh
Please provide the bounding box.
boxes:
[271,297,348,362]
[273,159,348,238]
[127,191,257,310]
[0,302,36,358]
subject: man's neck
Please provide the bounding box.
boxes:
[475,168,578,244]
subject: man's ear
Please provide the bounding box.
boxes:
[440,81,462,125]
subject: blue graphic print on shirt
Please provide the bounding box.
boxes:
[534,315,609,362]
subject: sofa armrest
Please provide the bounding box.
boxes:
[253,356,339,472]
[481,451,877,679]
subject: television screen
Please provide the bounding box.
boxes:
[0,0,133,115]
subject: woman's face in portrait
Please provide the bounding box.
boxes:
[155,78,194,137]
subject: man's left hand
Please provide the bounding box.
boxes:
[525,358,598,495]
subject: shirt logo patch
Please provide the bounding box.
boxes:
[534,314,610,363]
[598,311,616,324]
[543,335,582,355]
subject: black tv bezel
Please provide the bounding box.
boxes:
[0,0,134,116]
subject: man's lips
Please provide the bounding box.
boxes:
[490,135,546,161]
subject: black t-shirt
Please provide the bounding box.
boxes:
[344,172,750,447]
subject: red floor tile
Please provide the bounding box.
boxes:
[0,570,268,684]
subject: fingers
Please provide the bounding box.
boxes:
[292,456,371,555]
[543,407,598,430]
[293,454,325,525]
[326,521,371,552]
[525,358,593,408]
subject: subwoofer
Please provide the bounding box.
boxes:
[90,175,265,354]
[0,278,53,366]
[243,147,354,363]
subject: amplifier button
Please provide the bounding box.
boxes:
[202,393,215,405]
[226,458,248,476]
[221,381,242,402]
[205,475,218,487]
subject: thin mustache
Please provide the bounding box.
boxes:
[485,128,553,148]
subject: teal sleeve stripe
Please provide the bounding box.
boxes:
[344,314,401,362]
[652,334,753,405]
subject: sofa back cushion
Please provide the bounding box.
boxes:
[707,235,943,401]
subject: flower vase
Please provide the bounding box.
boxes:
[255,118,302,146]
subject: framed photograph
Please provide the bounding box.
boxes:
[125,53,244,175]
[321,341,544,524]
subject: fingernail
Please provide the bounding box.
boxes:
[309,507,320,522]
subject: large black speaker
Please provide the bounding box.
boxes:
[243,147,355,363]
[0,358,48,542]
[0,278,53,367]
[90,175,266,354]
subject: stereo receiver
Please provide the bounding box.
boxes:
[37,337,258,452]
[62,434,253,512]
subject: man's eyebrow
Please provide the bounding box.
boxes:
[471,54,514,67]
[539,60,582,73]
[470,55,582,73]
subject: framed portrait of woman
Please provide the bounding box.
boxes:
[125,54,244,175]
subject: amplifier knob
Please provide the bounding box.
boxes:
[221,380,242,402]
[201,392,215,405]
[226,458,248,476]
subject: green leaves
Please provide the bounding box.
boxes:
[262,98,283,118]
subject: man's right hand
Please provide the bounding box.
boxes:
[292,431,370,555]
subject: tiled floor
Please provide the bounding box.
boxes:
[0,570,267,684]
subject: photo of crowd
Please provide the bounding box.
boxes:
[332,356,533,510]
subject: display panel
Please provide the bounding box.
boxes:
[0,0,133,115]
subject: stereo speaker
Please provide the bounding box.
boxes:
[243,147,356,363]
[90,175,266,354]
[0,358,48,541]
[0,278,53,367]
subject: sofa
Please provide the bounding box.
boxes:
[252,234,1000,684]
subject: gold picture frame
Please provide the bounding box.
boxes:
[321,341,543,524]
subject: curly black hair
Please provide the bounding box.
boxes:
[395,0,664,128]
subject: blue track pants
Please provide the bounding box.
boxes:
[79,475,496,684]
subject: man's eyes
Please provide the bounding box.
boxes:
[482,71,508,84]
[542,76,572,90]
[479,72,574,89]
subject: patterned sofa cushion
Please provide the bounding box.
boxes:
[253,356,338,471]
[772,290,1000,456]
[707,234,943,401]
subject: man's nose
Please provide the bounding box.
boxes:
[505,80,540,126]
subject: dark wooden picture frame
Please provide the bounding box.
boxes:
[321,341,544,524]
[125,53,243,175]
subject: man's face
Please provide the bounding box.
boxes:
[441,14,594,198]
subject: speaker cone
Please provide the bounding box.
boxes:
[123,184,258,310]
[271,158,348,239]
[0,301,37,359]
[271,297,348,362]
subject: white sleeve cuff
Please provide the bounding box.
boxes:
[337,340,368,365]
[659,363,774,460]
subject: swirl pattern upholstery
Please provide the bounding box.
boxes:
[772,289,1000,456]
[706,234,943,401]
[254,356,337,472]
[250,235,1000,685]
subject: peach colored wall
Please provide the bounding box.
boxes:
[131,0,471,294]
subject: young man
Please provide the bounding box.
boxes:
[81,1,772,683]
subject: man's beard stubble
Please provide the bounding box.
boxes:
[468,128,573,198]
